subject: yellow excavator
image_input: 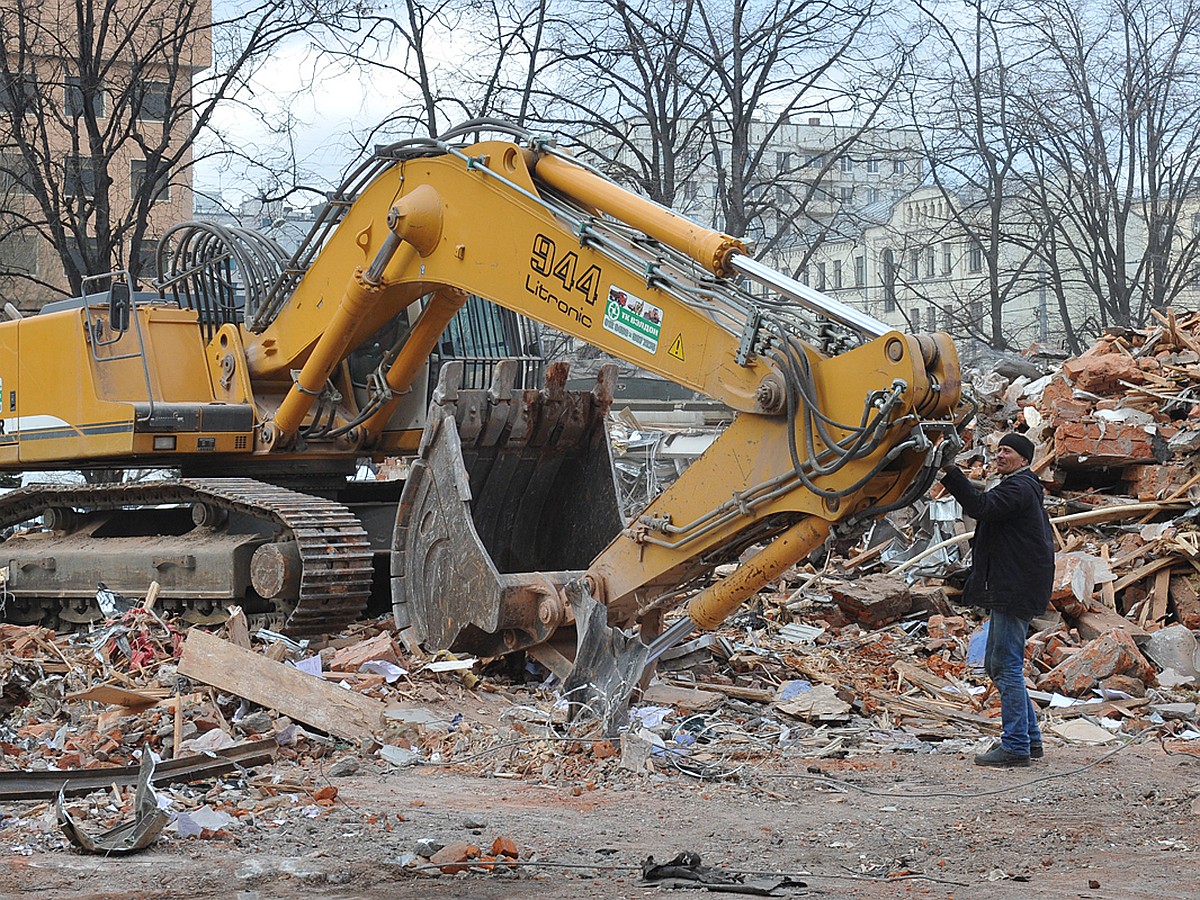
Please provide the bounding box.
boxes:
[0,120,961,719]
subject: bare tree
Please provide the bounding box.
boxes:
[0,0,359,305]
[313,0,558,151]
[1015,0,1200,335]
[897,1,1051,351]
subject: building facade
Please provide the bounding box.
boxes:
[0,0,211,311]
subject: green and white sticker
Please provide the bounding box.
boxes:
[603,286,662,353]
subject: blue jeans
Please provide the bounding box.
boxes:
[984,610,1043,755]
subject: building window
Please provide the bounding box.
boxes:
[909,248,920,277]
[65,235,104,277]
[0,232,39,276]
[63,155,98,198]
[854,255,865,287]
[867,158,880,174]
[65,76,104,118]
[924,247,935,278]
[970,298,984,321]
[840,156,853,173]
[0,75,38,114]
[893,159,906,175]
[134,81,170,121]
[840,186,854,202]
[867,187,881,203]
[926,305,937,330]
[882,249,896,312]
[130,160,170,202]
[968,241,983,272]
[131,236,159,278]
[910,307,921,330]
[832,259,843,289]
[0,153,32,196]
[942,243,952,275]
[816,262,827,291]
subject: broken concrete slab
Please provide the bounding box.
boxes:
[1142,625,1200,678]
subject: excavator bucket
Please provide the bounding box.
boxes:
[391,359,626,670]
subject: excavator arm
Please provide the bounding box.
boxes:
[233,124,960,708]
[0,121,959,706]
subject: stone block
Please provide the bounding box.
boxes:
[1037,629,1155,696]
[829,573,911,628]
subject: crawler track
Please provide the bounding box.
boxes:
[0,478,374,636]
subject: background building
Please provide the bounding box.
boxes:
[0,0,211,311]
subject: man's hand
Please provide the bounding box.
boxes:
[936,430,964,471]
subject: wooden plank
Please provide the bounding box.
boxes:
[665,679,775,704]
[1112,556,1178,593]
[868,690,1000,732]
[142,581,161,612]
[1149,568,1173,623]
[65,684,169,707]
[642,682,722,712]
[892,660,958,700]
[225,606,251,649]
[1074,607,1149,642]
[177,628,386,741]
[1100,545,1117,610]
[840,539,892,570]
[1048,696,1149,719]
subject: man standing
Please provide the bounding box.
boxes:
[940,433,1055,768]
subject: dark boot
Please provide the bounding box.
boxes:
[974,742,1030,768]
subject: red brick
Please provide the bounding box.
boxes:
[1053,421,1166,468]
[1061,353,1143,393]
[1169,574,1200,629]
[430,842,480,874]
[829,573,911,628]
[1036,629,1155,696]
[927,615,968,640]
[1123,464,1196,501]
[1037,375,1091,422]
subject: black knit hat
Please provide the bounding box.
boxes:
[998,432,1035,463]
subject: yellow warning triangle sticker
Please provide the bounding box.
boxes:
[668,333,685,361]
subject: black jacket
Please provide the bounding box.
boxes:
[940,465,1055,620]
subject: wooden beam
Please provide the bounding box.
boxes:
[1112,556,1178,594]
[1149,568,1173,623]
[1100,545,1117,610]
[178,628,386,741]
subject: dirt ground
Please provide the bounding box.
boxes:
[4,733,1199,900]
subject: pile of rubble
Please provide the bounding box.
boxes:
[1,314,1199,870]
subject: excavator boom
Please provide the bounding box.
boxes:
[0,123,960,715]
